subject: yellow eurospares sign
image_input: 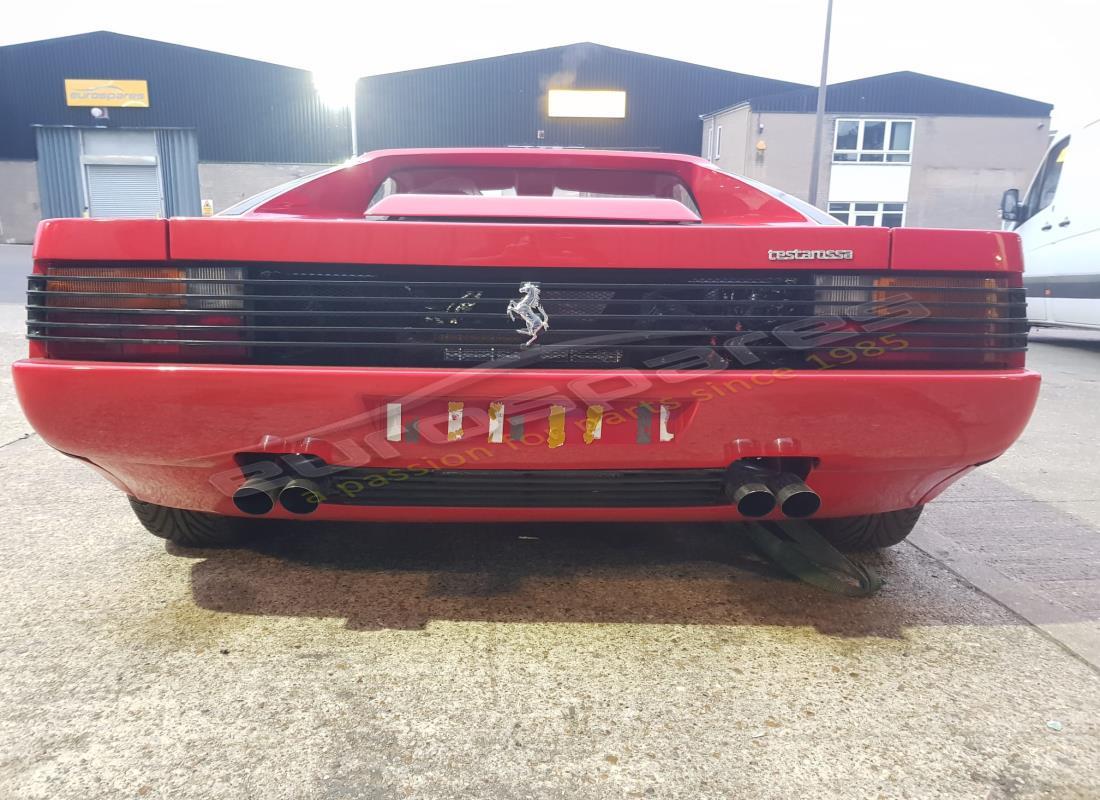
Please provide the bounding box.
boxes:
[65,79,150,108]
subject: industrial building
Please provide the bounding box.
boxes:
[355,43,803,154]
[700,72,1052,229]
[0,31,350,243]
[0,32,1053,242]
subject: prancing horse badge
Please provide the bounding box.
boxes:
[506,281,550,347]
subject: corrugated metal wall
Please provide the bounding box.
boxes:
[155,128,201,216]
[36,125,202,220]
[0,31,350,163]
[356,43,807,155]
[34,126,83,218]
[749,72,1053,116]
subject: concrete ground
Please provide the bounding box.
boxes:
[0,244,1098,799]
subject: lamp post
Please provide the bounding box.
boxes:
[807,0,834,209]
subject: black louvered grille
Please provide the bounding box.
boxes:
[28,262,1029,369]
[319,468,729,508]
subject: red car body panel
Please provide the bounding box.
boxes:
[249,148,809,224]
[33,218,169,261]
[889,227,1024,271]
[14,360,1038,521]
[164,216,894,270]
[15,148,1039,523]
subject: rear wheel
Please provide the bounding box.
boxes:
[812,506,924,551]
[128,497,249,548]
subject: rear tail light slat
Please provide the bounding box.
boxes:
[28,263,1027,369]
[25,304,1028,324]
[26,321,1029,339]
[30,274,1023,293]
[27,291,1027,310]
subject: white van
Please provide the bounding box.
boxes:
[1002,119,1100,329]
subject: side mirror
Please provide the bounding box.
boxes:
[1000,188,1021,222]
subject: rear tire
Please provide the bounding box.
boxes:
[812,506,924,551]
[128,497,249,548]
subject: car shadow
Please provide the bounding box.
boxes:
[177,518,962,638]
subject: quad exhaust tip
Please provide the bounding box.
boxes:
[766,473,822,519]
[232,475,325,516]
[278,479,324,515]
[723,464,777,518]
[236,461,817,519]
[724,463,821,519]
[232,478,281,515]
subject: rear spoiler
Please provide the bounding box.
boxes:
[365,193,701,223]
[250,148,810,225]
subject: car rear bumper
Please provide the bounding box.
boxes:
[13,360,1040,521]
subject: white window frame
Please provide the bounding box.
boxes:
[827,201,907,227]
[833,119,914,164]
[714,125,722,160]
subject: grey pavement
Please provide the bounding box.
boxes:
[0,244,31,305]
[0,243,1098,799]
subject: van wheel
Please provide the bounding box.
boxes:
[812,506,924,551]
[128,497,249,548]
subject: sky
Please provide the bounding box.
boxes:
[3,0,1097,131]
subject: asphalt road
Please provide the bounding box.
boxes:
[0,245,30,305]
[1,244,1098,799]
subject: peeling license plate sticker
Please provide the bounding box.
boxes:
[381,402,676,448]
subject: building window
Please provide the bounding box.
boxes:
[828,201,906,227]
[714,126,722,160]
[833,119,913,163]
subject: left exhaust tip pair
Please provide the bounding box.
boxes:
[723,464,821,519]
[232,478,323,516]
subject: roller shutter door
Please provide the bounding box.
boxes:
[86,164,163,218]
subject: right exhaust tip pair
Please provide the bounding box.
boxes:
[724,463,821,519]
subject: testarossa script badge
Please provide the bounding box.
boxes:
[768,249,855,261]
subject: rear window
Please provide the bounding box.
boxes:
[218,172,328,216]
[369,166,700,216]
